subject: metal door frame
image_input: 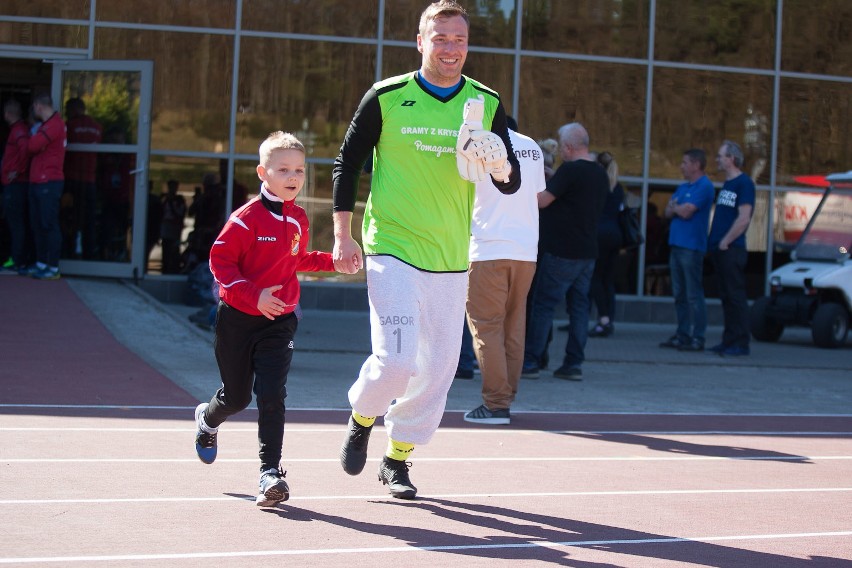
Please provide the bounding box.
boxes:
[51,59,153,279]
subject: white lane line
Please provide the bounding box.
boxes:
[2,455,851,463]
[2,403,851,417]
[1,487,852,506]
[0,530,849,564]
[2,427,852,436]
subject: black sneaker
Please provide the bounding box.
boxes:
[659,335,687,349]
[678,338,705,352]
[340,415,373,475]
[463,404,510,425]
[553,365,583,381]
[708,342,727,354]
[520,365,540,379]
[378,456,417,499]
[257,466,289,507]
[194,403,218,464]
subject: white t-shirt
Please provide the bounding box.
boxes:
[469,129,546,262]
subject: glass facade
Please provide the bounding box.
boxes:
[1,0,850,297]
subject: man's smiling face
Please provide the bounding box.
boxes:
[417,14,469,88]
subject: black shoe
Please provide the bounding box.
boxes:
[588,322,613,337]
[553,365,583,380]
[708,342,727,354]
[521,365,540,379]
[378,456,417,499]
[454,368,474,379]
[463,404,510,425]
[678,338,705,352]
[340,415,373,475]
[659,335,687,349]
[256,466,289,507]
[556,323,569,331]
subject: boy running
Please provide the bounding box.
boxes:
[194,131,339,507]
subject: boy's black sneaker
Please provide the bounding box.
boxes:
[340,415,373,475]
[378,456,417,499]
[256,466,289,507]
[194,403,218,464]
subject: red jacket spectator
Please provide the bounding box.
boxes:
[65,112,102,183]
[2,119,29,185]
[28,111,66,184]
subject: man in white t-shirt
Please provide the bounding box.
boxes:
[464,119,546,425]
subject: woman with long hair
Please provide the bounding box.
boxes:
[588,151,625,337]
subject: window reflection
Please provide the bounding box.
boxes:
[146,155,227,274]
[0,22,87,49]
[782,0,852,77]
[94,28,233,152]
[655,0,775,69]
[96,0,235,28]
[776,78,852,184]
[522,0,649,59]
[0,0,88,19]
[519,57,646,177]
[384,0,517,48]
[242,0,379,36]
[650,67,773,184]
[236,38,376,157]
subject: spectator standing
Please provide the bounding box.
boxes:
[2,99,32,274]
[587,151,625,338]
[332,0,520,499]
[464,119,546,425]
[63,97,102,259]
[708,140,755,356]
[160,179,187,274]
[523,122,607,381]
[26,93,66,280]
[659,149,715,351]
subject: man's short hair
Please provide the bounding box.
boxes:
[3,99,22,118]
[32,92,53,108]
[65,97,86,115]
[558,122,589,149]
[259,131,305,166]
[683,148,706,171]
[419,0,469,36]
[722,140,744,168]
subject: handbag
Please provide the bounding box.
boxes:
[618,206,644,249]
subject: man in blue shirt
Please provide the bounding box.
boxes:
[707,140,755,356]
[660,149,715,351]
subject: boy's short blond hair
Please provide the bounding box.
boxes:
[259,131,305,166]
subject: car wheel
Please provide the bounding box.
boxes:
[812,302,849,348]
[750,296,783,342]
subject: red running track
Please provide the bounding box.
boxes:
[1,277,850,566]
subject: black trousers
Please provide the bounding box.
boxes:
[205,301,297,471]
[710,247,749,348]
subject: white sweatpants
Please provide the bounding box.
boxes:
[348,255,468,445]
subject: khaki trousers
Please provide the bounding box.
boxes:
[466,259,536,410]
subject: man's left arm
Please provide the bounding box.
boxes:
[719,204,753,250]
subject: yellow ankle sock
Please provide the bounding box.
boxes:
[386,438,414,461]
[352,411,376,428]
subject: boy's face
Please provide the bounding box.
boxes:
[256,148,306,202]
